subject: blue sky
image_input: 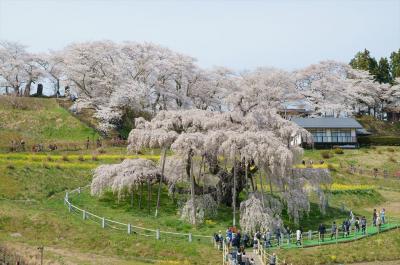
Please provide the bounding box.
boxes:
[0,0,399,70]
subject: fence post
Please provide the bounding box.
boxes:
[308,230,312,240]
[318,232,321,245]
[82,210,86,220]
[156,229,160,240]
[128,224,131,234]
[78,187,81,194]
[102,217,105,228]
[65,192,69,204]
[188,233,192,242]
[68,202,71,212]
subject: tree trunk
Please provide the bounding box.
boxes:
[232,156,237,226]
[198,155,205,195]
[190,156,196,226]
[130,190,134,208]
[244,159,249,194]
[155,148,167,217]
[147,178,151,214]
[139,182,143,209]
[259,171,265,208]
[24,80,32,97]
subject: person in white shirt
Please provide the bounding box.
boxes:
[296,229,302,246]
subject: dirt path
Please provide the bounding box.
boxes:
[2,242,156,265]
[368,190,400,218]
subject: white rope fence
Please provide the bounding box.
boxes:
[64,186,213,243]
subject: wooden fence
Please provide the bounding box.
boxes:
[64,187,213,243]
[346,164,400,178]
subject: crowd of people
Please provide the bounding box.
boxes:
[214,208,388,265]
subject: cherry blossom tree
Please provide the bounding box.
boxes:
[0,41,41,96]
[91,158,161,210]
[126,108,323,228]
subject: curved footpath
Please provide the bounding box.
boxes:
[223,220,400,265]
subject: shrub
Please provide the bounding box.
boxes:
[6,164,15,170]
[47,190,56,197]
[97,148,106,154]
[387,147,395,152]
[46,156,53,162]
[62,155,69,162]
[78,155,85,161]
[321,151,333,159]
[333,148,344,154]
[389,156,397,163]
[92,155,98,161]
[377,150,382,154]
[42,163,50,169]
[55,163,62,169]
[358,136,400,146]
[327,163,336,172]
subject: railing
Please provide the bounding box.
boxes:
[217,218,400,265]
[64,186,213,243]
[254,217,399,251]
[346,165,400,179]
[258,242,280,265]
[312,136,357,143]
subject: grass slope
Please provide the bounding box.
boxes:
[0,96,99,152]
[356,115,400,136]
[1,97,400,264]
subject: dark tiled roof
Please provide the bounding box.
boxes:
[292,117,363,129]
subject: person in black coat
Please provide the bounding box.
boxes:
[318,223,326,242]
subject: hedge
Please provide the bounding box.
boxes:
[358,136,400,146]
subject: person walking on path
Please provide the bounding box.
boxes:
[253,235,259,254]
[264,229,272,248]
[318,223,326,242]
[361,216,367,235]
[355,217,360,233]
[377,215,382,232]
[373,209,377,226]
[350,210,355,228]
[296,228,302,246]
[285,226,291,244]
[269,253,277,265]
[380,208,386,224]
[275,227,281,246]
[330,221,337,240]
[345,219,351,237]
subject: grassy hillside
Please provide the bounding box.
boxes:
[356,115,400,136]
[0,96,99,152]
[1,97,400,264]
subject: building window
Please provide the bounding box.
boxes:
[331,129,352,142]
[309,129,326,142]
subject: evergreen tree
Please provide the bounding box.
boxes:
[376,57,392,84]
[390,49,400,79]
[349,49,378,76]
